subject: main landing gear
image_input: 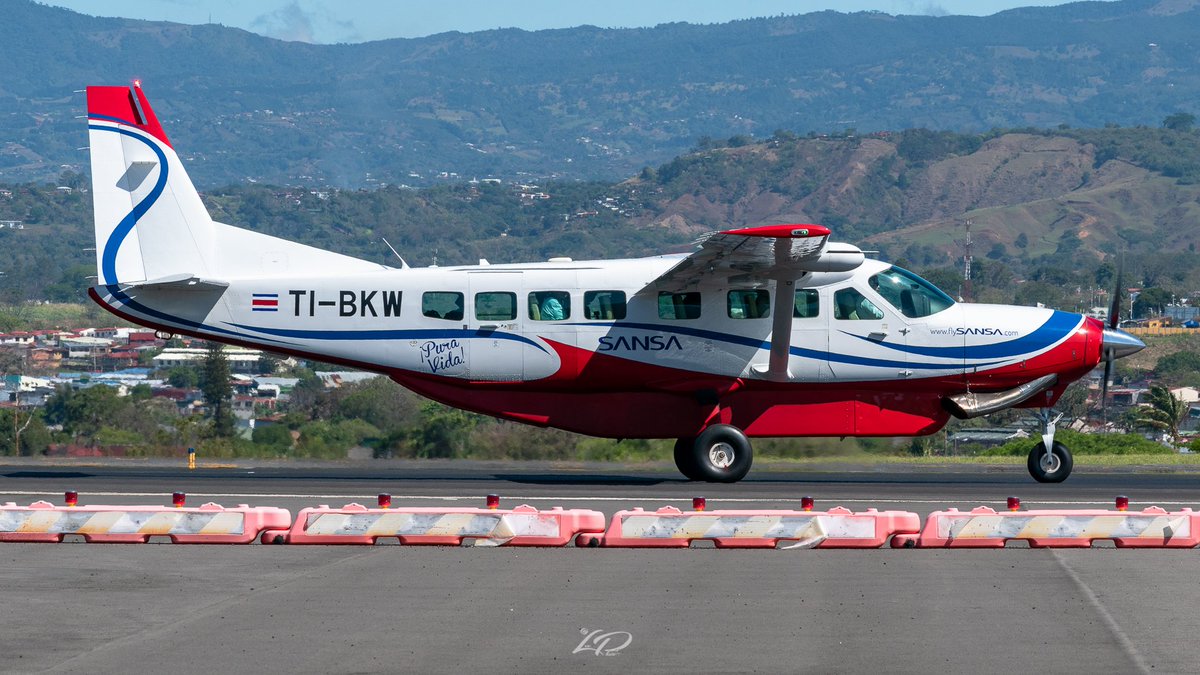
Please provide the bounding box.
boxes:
[1028,411,1073,483]
[674,424,754,483]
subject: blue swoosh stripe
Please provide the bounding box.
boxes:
[90,125,264,342]
[90,124,169,286]
[226,323,549,353]
[842,310,1081,359]
[568,321,994,370]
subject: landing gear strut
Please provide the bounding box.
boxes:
[1027,411,1073,483]
[674,424,753,483]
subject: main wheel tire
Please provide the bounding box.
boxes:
[688,424,753,483]
[673,438,702,481]
[1027,440,1073,483]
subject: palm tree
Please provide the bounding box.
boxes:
[1134,385,1190,447]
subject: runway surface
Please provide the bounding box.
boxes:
[2,460,1199,674]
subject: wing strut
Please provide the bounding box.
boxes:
[762,277,795,381]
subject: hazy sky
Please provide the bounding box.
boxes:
[45,0,1111,43]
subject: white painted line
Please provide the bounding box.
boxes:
[0,490,1194,507]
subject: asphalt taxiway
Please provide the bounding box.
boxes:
[1,461,1198,674]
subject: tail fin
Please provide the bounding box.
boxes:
[87,82,215,285]
[86,82,385,287]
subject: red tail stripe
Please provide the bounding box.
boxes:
[86,83,173,148]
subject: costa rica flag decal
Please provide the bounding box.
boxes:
[252,293,279,312]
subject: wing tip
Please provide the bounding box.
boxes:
[719,224,831,239]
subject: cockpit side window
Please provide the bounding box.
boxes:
[833,287,884,321]
[867,266,955,318]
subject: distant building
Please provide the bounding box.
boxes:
[153,347,262,368]
[315,371,380,388]
[1170,387,1200,404]
[1165,305,1200,323]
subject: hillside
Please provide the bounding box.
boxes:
[3,0,1200,187]
[4,125,1200,313]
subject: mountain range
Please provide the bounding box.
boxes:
[2,0,1200,187]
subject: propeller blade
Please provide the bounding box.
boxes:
[1108,256,1124,330]
[1102,352,1113,414]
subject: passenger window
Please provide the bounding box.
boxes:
[658,291,702,320]
[834,288,884,321]
[584,291,626,320]
[529,291,570,321]
[728,289,770,319]
[475,292,516,321]
[423,291,464,321]
[793,289,819,318]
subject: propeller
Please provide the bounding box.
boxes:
[1101,259,1124,415]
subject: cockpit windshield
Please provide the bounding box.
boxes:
[867,266,955,318]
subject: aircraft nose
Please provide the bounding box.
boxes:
[1101,327,1145,359]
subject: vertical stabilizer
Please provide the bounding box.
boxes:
[87,83,214,284]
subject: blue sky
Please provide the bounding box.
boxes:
[45,1,1108,43]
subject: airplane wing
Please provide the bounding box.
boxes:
[653,224,864,290]
[651,224,865,382]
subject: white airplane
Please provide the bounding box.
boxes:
[85,83,1145,483]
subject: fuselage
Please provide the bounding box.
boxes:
[93,255,1104,440]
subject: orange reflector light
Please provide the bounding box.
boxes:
[692,496,706,511]
[378,493,392,509]
[172,492,186,508]
[801,496,814,512]
[65,490,78,507]
[1116,495,1129,511]
[1007,496,1021,511]
[486,494,500,510]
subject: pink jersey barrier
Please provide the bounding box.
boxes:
[0,500,291,544]
[892,505,1200,548]
[589,505,922,549]
[275,503,607,546]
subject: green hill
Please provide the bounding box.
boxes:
[4,124,1200,313]
[3,0,1200,187]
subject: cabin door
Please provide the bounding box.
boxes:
[466,272,524,382]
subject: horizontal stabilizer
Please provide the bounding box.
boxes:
[120,273,230,292]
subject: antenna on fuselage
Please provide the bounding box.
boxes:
[380,237,410,269]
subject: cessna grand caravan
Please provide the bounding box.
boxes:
[85,83,1144,482]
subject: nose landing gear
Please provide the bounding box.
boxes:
[1028,411,1073,483]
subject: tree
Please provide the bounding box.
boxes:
[165,365,199,388]
[1132,287,1172,317]
[43,385,124,443]
[0,408,49,456]
[1163,113,1196,132]
[199,343,234,437]
[1155,351,1200,387]
[1133,385,1188,447]
[252,423,293,450]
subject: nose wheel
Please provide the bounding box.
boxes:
[1028,411,1073,483]
[674,424,753,483]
